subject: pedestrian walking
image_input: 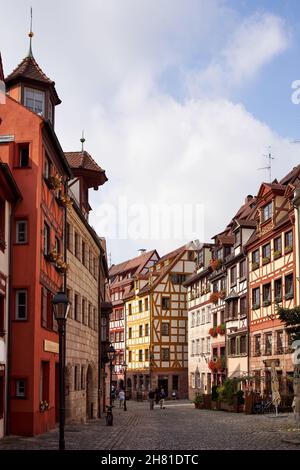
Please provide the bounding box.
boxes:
[148,389,155,410]
[119,389,125,408]
[159,388,166,409]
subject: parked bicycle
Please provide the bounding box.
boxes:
[253,400,276,414]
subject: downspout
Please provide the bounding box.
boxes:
[97,249,102,418]
[6,199,20,436]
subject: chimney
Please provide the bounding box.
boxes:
[245,195,253,204]
[138,249,146,256]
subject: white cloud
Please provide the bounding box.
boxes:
[0,1,296,264]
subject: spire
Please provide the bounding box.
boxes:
[0,52,4,82]
[28,7,34,57]
[80,130,86,152]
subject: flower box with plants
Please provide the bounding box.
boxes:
[209,327,218,338]
[274,250,281,260]
[45,249,58,263]
[252,303,260,310]
[56,193,73,208]
[262,300,271,307]
[284,245,293,255]
[274,296,282,304]
[193,393,204,409]
[209,292,220,304]
[39,400,49,412]
[210,258,223,272]
[285,292,294,301]
[216,323,225,335]
[46,174,63,191]
[55,257,69,274]
[252,261,259,270]
[262,256,270,265]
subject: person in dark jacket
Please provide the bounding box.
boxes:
[148,390,155,410]
[155,388,160,405]
[159,388,166,409]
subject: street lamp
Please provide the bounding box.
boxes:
[122,361,127,411]
[52,291,70,451]
[107,343,115,426]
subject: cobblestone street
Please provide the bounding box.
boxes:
[0,401,300,450]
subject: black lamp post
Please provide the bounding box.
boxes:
[107,343,115,426]
[52,291,70,451]
[122,361,127,411]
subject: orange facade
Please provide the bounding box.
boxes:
[0,54,72,435]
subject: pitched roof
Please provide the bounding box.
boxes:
[65,151,108,187]
[280,164,300,186]
[109,250,157,278]
[5,54,61,105]
[0,52,4,82]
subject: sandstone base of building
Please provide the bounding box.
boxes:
[127,369,188,399]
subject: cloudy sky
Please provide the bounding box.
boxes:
[1,0,300,263]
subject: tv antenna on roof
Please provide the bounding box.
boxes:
[258,147,275,183]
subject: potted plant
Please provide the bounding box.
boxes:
[210,258,223,271]
[45,249,58,263]
[193,393,204,409]
[209,292,220,304]
[284,245,293,254]
[262,256,270,265]
[47,174,63,191]
[252,261,259,270]
[274,250,281,260]
[252,303,260,310]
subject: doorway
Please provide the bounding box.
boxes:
[158,377,168,397]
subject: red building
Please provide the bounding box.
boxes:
[0,45,72,435]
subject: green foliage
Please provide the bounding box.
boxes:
[235,390,244,405]
[276,304,300,341]
[193,392,203,404]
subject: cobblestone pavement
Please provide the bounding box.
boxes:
[0,401,300,450]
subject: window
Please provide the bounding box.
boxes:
[161,322,170,336]
[145,298,149,311]
[81,366,85,390]
[240,296,247,317]
[262,283,271,306]
[129,327,132,339]
[139,325,143,337]
[162,297,170,310]
[0,199,5,250]
[66,223,72,251]
[43,222,50,256]
[207,337,211,353]
[24,87,45,115]
[239,260,246,279]
[82,241,86,266]
[162,348,170,361]
[284,231,293,252]
[110,332,114,342]
[254,335,261,356]
[274,236,282,257]
[262,202,272,222]
[276,330,283,354]
[230,337,236,355]
[220,309,225,324]
[139,300,143,313]
[265,332,272,355]
[44,154,51,179]
[145,349,149,361]
[55,236,60,255]
[139,350,143,362]
[82,298,87,325]
[191,373,195,389]
[196,310,200,326]
[15,290,27,320]
[240,335,247,354]
[18,144,30,168]
[74,365,80,391]
[206,306,211,323]
[201,309,206,324]
[74,294,80,322]
[201,338,205,354]
[191,312,195,327]
[285,273,294,299]
[145,323,149,336]
[171,274,187,284]
[115,332,120,342]
[252,287,260,309]
[120,331,124,342]
[16,220,28,244]
[41,286,53,330]
[16,379,26,398]
[230,265,237,286]
[252,250,259,269]
[88,303,93,328]
[0,295,4,335]
[75,232,80,258]
[274,278,282,302]
[128,304,132,315]
[196,339,200,355]
[213,312,217,328]
[234,230,241,246]
[262,243,271,263]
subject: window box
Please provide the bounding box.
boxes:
[210,258,223,271]
[44,249,58,263]
[252,262,259,271]
[274,250,281,260]
[262,256,270,265]
[262,300,271,307]
[284,246,293,254]
[209,292,219,304]
[285,292,294,300]
[45,174,62,191]
[274,296,282,304]
[209,327,218,338]
[216,324,225,335]
[252,303,260,310]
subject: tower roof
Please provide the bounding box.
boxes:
[5,54,61,105]
[64,151,108,188]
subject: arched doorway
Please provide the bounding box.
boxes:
[86,364,96,419]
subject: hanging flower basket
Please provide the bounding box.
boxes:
[47,174,63,191]
[45,249,59,263]
[57,194,73,208]
[216,324,225,335]
[55,257,69,274]
[210,292,220,304]
[210,258,223,271]
[209,327,218,338]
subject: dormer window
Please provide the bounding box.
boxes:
[234,230,241,247]
[24,87,45,115]
[262,202,272,223]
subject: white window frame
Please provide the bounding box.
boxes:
[24,87,45,115]
[16,220,28,244]
[16,379,26,398]
[16,289,27,320]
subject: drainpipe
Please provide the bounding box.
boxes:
[6,198,21,436]
[292,188,300,305]
[97,251,102,418]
